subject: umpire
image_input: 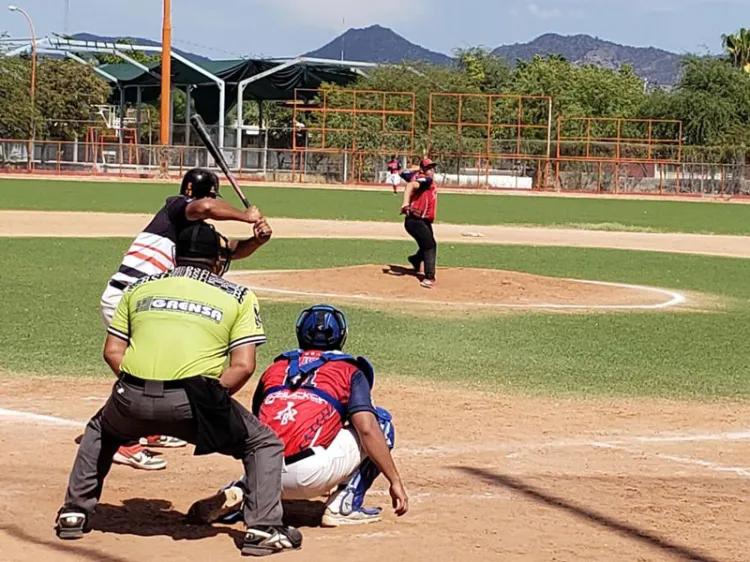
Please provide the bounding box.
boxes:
[400,157,439,288]
[55,223,302,557]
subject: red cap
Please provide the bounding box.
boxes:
[420,157,436,169]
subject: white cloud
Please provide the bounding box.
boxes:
[258,0,427,31]
[526,3,563,18]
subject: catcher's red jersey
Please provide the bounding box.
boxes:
[256,350,357,457]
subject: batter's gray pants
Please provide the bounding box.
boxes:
[63,377,284,528]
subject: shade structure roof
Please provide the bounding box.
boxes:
[99,58,359,123]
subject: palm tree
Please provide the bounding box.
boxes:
[721,28,750,72]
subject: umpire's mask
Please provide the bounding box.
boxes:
[176,223,233,276]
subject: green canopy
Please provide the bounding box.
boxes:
[102,58,359,124]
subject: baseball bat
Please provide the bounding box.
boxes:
[190,114,251,209]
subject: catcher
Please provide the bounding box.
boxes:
[187,305,409,527]
[101,167,271,470]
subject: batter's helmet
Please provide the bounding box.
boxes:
[296,304,348,351]
[180,168,220,199]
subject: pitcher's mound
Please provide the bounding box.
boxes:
[229,265,684,311]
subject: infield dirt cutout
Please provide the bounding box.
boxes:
[0,210,743,560]
[0,376,749,562]
[229,265,686,311]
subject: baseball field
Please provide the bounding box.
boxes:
[1,178,749,561]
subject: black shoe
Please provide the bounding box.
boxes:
[55,507,89,540]
[407,255,422,273]
[242,525,302,556]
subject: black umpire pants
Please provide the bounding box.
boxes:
[404,215,437,280]
[63,377,284,528]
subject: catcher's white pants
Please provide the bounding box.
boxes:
[281,427,365,500]
[387,173,401,187]
[100,284,124,327]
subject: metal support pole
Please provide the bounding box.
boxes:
[236,85,244,155]
[9,7,37,169]
[185,87,192,146]
[218,82,226,152]
[258,100,264,171]
[135,86,142,142]
[263,124,269,178]
[118,86,126,143]
[169,85,175,145]
[546,97,553,160]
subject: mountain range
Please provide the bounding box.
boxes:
[306,26,684,85]
[71,26,686,85]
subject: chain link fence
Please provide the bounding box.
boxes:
[2,131,750,196]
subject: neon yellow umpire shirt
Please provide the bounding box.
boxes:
[107,266,266,381]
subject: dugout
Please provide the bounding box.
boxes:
[9,35,368,150]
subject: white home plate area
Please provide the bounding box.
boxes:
[227,265,686,311]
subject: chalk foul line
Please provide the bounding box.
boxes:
[3,405,750,479]
[0,407,83,428]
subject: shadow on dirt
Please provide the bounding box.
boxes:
[91,499,244,544]
[91,497,326,540]
[456,466,725,562]
[282,499,327,528]
[382,264,421,279]
[0,523,132,562]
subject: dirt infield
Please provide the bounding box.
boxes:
[229,265,686,311]
[0,376,748,562]
[0,210,746,561]
[3,210,750,258]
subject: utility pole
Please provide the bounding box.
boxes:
[160,0,171,145]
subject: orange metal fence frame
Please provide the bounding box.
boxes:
[291,88,416,182]
[555,117,683,193]
[427,93,553,158]
[426,93,553,189]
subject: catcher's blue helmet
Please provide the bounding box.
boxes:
[296,304,348,351]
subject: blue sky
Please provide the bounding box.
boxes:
[1,0,740,58]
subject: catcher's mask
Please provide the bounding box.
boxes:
[176,223,233,276]
[295,304,348,351]
[180,168,220,199]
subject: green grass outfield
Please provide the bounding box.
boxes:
[2,236,749,399]
[3,178,750,234]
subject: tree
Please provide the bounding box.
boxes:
[511,55,645,120]
[35,59,111,140]
[347,62,479,152]
[661,56,750,147]
[721,28,750,72]
[0,31,11,55]
[0,56,35,138]
[453,47,512,93]
[95,38,160,66]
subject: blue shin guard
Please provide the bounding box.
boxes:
[329,407,395,516]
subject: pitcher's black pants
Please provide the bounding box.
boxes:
[404,216,437,280]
